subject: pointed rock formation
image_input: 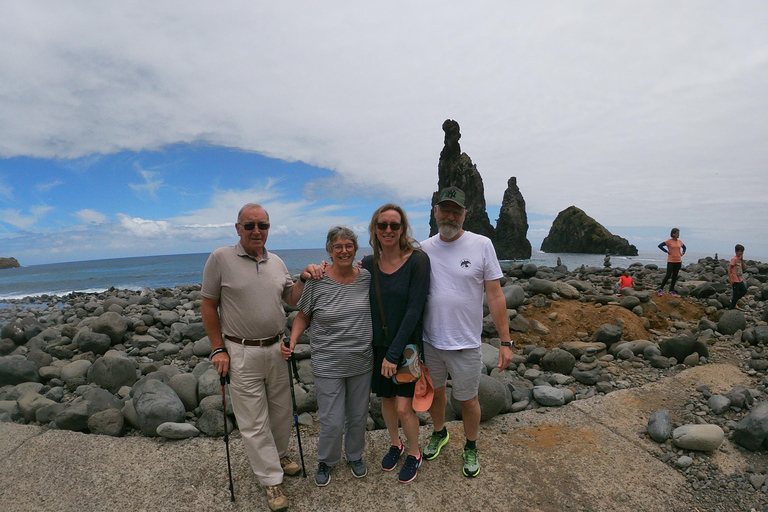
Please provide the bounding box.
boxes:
[540,206,638,256]
[495,177,532,259]
[429,119,495,241]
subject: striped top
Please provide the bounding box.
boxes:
[298,269,373,378]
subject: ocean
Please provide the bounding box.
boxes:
[1,247,736,305]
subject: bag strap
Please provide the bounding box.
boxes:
[373,261,390,343]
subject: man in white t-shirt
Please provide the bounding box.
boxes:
[420,186,513,478]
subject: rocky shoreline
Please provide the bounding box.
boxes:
[2,256,768,510]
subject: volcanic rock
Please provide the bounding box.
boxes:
[495,177,532,259]
[0,257,20,269]
[540,206,638,255]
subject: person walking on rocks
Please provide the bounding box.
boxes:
[657,228,686,296]
[420,186,514,478]
[202,202,321,512]
[729,244,747,309]
[361,204,430,483]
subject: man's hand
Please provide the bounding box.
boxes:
[497,345,513,370]
[212,351,230,377]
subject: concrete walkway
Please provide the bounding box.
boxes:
[0,364,748,512]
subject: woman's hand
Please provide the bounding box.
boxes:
[281,339,296,360]
[381,358,398,379]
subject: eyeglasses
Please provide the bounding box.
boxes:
[437,204,465,218]
[376,222,402,231]
[332,244,356,252]
[240,222,270,231]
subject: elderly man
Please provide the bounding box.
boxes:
[420,187,513,478]
[202,203,319,512]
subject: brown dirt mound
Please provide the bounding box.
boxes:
[511,294,707,349]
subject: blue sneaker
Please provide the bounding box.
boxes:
[398,452,422,483]
[381,440,403,471]
[348,458,367,478]
[315,462,332,487]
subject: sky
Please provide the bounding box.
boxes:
[1,1,767,266]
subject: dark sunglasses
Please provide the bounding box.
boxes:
[376,222,402,231]
[240,222,270,231]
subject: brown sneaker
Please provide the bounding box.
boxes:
[280,456,302,476]
[266,484,288,512]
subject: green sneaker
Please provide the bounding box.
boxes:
[462,447,480,477]
[423,431,449,461]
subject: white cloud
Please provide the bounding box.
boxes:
[0,205,52,229]
[117,214,171,238]
[0,3,767,259]
[128,167,163,197]
[36,180,63,192]
[0,180,11,200]
[74,209,108,225]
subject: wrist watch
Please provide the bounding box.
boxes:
[500,341,513,348]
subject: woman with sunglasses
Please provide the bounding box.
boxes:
[282,226,373,487]
[361,204,430,483]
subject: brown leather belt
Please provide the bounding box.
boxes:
[225,333,282,347]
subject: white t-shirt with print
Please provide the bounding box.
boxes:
[421,231,503,350]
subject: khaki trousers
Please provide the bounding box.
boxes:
[225,340,292,486]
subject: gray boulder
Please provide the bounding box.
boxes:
[192,337,212,357]
[733,402,768,451]
[707,395,731,415]
[82,387,123,414]
[182,323,207,342]
[197,368,222,400]
[87,357,138,394]
[91,312,127,345]
[73,330,112,355]
[133,379,186,436]
[528,278,558,296]
[718,309,747,335]
[87,409,125,437]
[532,386,565,407]
[197,409,228,436]
[0,357,40,385]
[1,321,26,345]
[18,392,56,422]
[554,282,580,299]
[540,349,576,375]
[157,422,199,439]
[168,373,199,411]
[61,360,92,391]
[660,336,709,362]
[672,424,724,452]
[54,401,91,432]
[648,409,672,442]
[593,324,622,348]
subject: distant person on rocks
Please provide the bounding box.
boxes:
[657,228,686,297]
[729,244,747,309]
[202,202,321,512]
[282,226,373,488]
[361,204,430,484]
[420,186,514,478]
[617,270,634,294]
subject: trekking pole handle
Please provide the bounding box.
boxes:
[219,375,230,386]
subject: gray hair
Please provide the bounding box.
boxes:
[237,203,269,223]
[325,226,359,256]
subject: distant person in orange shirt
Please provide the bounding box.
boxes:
[657,228,686,297]
[617,270,634,295]
[728,244,747,309]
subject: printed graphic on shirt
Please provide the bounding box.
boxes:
[460,259,471,268]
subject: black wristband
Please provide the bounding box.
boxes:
[300,274,308,283]
[500,341,513,348]
[211,347,228,358]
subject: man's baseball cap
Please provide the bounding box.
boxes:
[435,186,466,208]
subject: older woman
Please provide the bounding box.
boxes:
[281,226,373,487]
[361,204,430,484]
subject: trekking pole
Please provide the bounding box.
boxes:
[284,339,307,477]
[220,375,235,502]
